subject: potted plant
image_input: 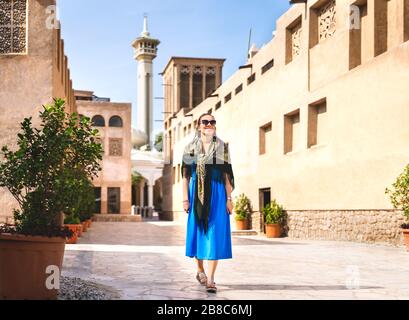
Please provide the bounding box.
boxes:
[64,213,81,244]
[78,176,95,232]
[262,199,284,238]
[0,98,102,299]
[233,193,252,230]
[385,163,409,251]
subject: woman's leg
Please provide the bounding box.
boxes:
[207,260,218,284]
[196,257,205,273]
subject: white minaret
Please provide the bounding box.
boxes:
[132,15,160,150]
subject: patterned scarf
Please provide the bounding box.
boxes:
[182,129,233,234]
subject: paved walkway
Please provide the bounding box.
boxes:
[62,221,409,300]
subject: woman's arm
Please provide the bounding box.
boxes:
[225,172,233,214]
[183,176,189,201]
[182,176,190,213]
[225,172,232,198]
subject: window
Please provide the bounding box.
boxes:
[94,187,101,214]
[235,84,243,95]
[109,116,123,127]
[208,108,213,114]
[284,109,300,154]
[0,0,27,54]
[193,66,203,107]
[261,59,274,74]
[172,166,176,184]
[107,187,120,214]
[349,1,368,69]
[177,164,180,182]
[224,93,232,103]
[205,67,216,97]
[180,65,190,108]
[215,101,221,110]
[247,73,256,85]
[308,99,328,148]
[310,0,337,48]
[92,115,105,127]
[109,138,123,156]
[286,16,302,64]
[259,122,272,155]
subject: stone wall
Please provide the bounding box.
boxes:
[248,211,263,233]
[283,210,405,246]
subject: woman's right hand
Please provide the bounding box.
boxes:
[183,200,190,214]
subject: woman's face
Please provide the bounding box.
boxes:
[199,115,216,136]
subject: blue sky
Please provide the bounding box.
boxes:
[58,0,290,134]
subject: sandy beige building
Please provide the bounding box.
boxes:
[75,90,134,220]
[162,0,409,245]
[0,0,76,222]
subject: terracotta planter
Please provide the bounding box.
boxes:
[402,229,409,251]
[0,233,66,300]
[64,224,79,244]
[86,219,91,229]
[235,219,248,230]
[75,224,83,237]
[265,223,281,238]
[81,221,88,232]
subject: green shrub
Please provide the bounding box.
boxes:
[385,163,409,228]
[64,213,81,225]
[262,199,284,225]
[61,168,95,223]
[233,193,252,221]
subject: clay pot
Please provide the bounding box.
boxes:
[236,220,248,230]
[86,219,91,229]
[64,224,79,244]
[81,221,88,232]
[76,224,83,237]
[402,229,409,251]
[0,233,66,300]
[265,223,281,238]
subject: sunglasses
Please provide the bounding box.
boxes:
[201,119,216,126]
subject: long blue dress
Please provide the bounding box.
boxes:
[185,164,233,260]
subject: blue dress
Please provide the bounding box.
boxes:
[185,164,233,260]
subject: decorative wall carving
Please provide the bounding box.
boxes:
[206,67,216,75]
[193,66,203,75]
[0,0,27,54]
[291,23,302,58]
[180,65,190,74]
[109,138,123,156]
[318,0,336,42]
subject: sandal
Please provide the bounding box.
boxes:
[196,272,207,285]
[206,281,217,293]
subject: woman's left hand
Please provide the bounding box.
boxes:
[226,199,233,215]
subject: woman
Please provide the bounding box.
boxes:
[181,113,235,293]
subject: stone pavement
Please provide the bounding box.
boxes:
[62,221,409,300]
